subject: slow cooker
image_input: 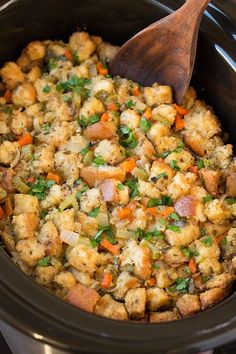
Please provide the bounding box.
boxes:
[0,0,236,353]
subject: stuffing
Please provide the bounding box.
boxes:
[112,271,140,300]
[204,199,232,224]
[80,97,104,119]
[54,271,77,290]
[38,221,62,257]
[40,184,65,209]
[10,111,32,136]
[211,145,233,169]
[66,283,100,312]
[149,310,179,323]
[25,41,46,61]
[69,31,96,62]
[16,238,45,267]
[53,209,75,232]
[54,151,80,182]
[67,243,100,275]
[120,109,140,129]
[36,121,77,148]
[35,266,57,286]
[149,160,174,191]
[200,287,230,310]
[138,180,161,199]
[165,224,200,247]
[146,287,170,311]
[164,247,187,268]
[80,188,105,213]
[125,288,146,319]
[143,83,172,107]
[193,238,220,263]
[12,213,39,240]
[94,294,128,320]
[165,149,194,171]
[200,169,221,196]
[152,104,177,125]
[13,194,39,215]
[99,179,129,205]
[12,82,36,107]
[32,144,55,174]
[0,62,24,89]
[176,294,201,317]
[0,141,19,165]
[94,139,124,165]
[167,172,197,200]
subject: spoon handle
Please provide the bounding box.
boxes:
[183,0,211,14]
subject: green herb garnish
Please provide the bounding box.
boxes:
[166,224,181,233]
[56,75,91,99]
[117,183,124,191]
[42,85,51,93]
[175,278,191,293]
[119,125,138,149]
[76,186,89,199]
[155,172,167,181]
[147,196,173,208]
[197,159,205,169]
[225,198,236,205]
[203,195,213,203]
[28,177,54,200]
[169,212,180,221]
[139,117,151,132]
[201,237,213,247]
[89,207,100,218]
[170,160,180,171]
[93,156,106,166]
[125,178,140,199]
[38,256,51,267]
[125,100,136,109]
[72,51,80,64]
[80,144,89,155]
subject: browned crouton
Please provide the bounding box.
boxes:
[149,310,179,323]
[66,283,100,312]
[226,173,236,197]
[200,169,221,196]
[95,294,128,320]
[125,288,146,319]
[176,294,201,317]
[200,287,230,310]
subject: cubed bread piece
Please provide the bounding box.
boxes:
[66,283,100,312]
[165,224,200,247]
[38,221,62,257]
[200,287,230,310]
[149,310,179,323]
[125,288,146,319]
[176,294,201,317]
[0,62,24,89]
[0,141,19,165]
[66,243,100,275]
[200,169,221,196]
[144,83,172,107]
[13,194,39,215]
[95,294,128,320]
[205,273,234,290]
[12,213,39,240]
[35,266,57,286]
[146,287,170,311]
[16,238,45,267]
[113,271,140,300]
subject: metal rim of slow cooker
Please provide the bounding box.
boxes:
[0,1,236,353]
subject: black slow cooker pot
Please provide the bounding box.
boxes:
[0,0,236,353]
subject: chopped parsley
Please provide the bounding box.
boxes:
[175,278,191,293]
[201,237,213,247]
[125,178,140,199]
[42,85,51,93]
[125,100,136,109]
[152,263,160,270]
[28,177,54,200]
[40,210,49,219]
[56,75,91,99]
[76,186,89,199]
[197,159,205,169]
[113,256,119,267]
[80,144,90,155]
[221,237,227,247]
[119,125,138,149]
[91,225,116,247]
[225,198,236,205]
[48,58,58,71]
[135,228,164,241]
[180,246,198,258]
[147,196,173,208]
[117,183,124,191]
[166,224,181,233]
[169,212,180,221]
[170,160,180,171]
[93,156,106,166]
[89,206,100,218]
[203,195,213,203]
[200,227,206,237]
[72,51,80,64]
[38,256,51,267]
[139,117,151,132]
[79,114,101,128]
[42,122,51,133]
[155,172,167,181]
[159,141,184,158]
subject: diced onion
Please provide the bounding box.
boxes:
[116,229,135,240]
[59,194,78,211]
[97,213,109,226]
[60,229,80,246]
[10,150,21,168]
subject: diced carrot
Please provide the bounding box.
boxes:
[100,239,120,255]
[175,113,185,131]
[0,206,5,220]
[3,89,12,103]
[64,50,73,61]
[132,85,141,96]
[188,166,199,175]
[18,132,33,147]
[146,207,158,216]
[189,257,197,274]
[101,272,113,289]
[47,172,61,184]
[120,158,136,173]
[215,234,225,245]
[157,158,164,163]
[107,102,119,111]
[147,277,156,286]
[100,112,109,122]
[117,207,132,220]
[5,196,13,218]
[27,176,35,184]
[143,108,152,120]
[173,104,189,116]
[96,61,108,76]
[160,206,175,218]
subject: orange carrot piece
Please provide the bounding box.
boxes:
[147,277,156,286]
[107,102,119,111]
[215,234,225,245]
[100,239,120,255]
[120,158,136,173]
[160,206,175,218]
[117,207,132,220]
[173,104,189,116]
[18,132,33,147]
[175,113,185,131]
[27,176,35,184]
[64,50,73,61]
[101,272,113,289]
[96,61,108,76]
[132,85,141,96]
[146,207,158,216]
[47,172,61,184]
[188,166,199,175]
[0,206,5,220]
[5,196,13,218]
[3,89,12,103]
[143,108,152,120]
[101,112,109,122]
[189,257,197,274]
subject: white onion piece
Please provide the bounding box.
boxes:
[116,229,134,239]
[96,213,109,226]
[60,229,80,246]
[10,149,21,168]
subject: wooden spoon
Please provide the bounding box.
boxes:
[109,0,211,104]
